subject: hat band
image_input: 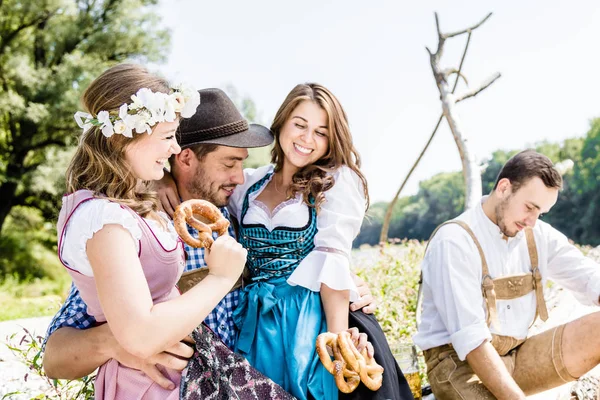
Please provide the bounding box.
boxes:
[180,119,249,145]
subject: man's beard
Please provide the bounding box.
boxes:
[186,168,232,207]
[495,197,518,238]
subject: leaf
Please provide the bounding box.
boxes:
[2,392,23,399]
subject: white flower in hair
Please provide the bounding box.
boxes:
[172,92,186,113]
[113,120,128,136]
[129,89,149,111]
[74,111,93,132]
[176,85,200,118]
[73,82,200,137]
[117,104,133,137]
[97,111,114,137]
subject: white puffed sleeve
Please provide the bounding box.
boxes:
[61,199,142,277]
[228,165,274,221]
[287,166,366,301]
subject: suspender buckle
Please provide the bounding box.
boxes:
[482,274,494,289]
[531,267,542,288]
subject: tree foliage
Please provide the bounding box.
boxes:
[358,127,598,247]
[224,84,273,169]
[0,0,170,234]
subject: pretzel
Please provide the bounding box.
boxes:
[333,360,360,393]
[357,347,384,391]
[316,331,384,393]
[316,332,338,374]
[316,332,360,393]
[173,199,230,248]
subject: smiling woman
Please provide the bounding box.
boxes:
[279,100,330,170]
[125,121,181,182]
[44,64,292,400]
[228,83,414,400]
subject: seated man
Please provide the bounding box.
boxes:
[43,88,380,392]
[414,150,600,399]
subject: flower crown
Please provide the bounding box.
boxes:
[74,83,200,138]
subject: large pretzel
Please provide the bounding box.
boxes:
[316,333,360,393]
[173,199,230,248]
[316,331,384,393]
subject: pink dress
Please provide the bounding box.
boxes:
[57,190,185,400]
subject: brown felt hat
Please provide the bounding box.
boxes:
[177,88,273,149]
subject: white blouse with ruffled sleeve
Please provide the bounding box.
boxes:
[228,165,365,301]
[61,198,178,277]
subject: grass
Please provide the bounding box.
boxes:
[353,240,427,387]
[0,273,71,322]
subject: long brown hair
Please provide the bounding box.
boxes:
[66,64,171,217]
[270,83,369,212]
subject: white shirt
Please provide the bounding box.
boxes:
[61,199,178,276]
[228,164,365,301]
[413,196,600,361]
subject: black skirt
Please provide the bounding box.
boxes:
[341,311,415,400]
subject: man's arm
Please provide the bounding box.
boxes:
[44,324,115,379]
[43,284,192,389]
[466,341,526,400]
[44,324,191,390]
[154,169,180,218]
[43,284,109,378]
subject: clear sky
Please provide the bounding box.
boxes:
[154,0,600,203]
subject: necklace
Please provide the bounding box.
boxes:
[273,175,288,196]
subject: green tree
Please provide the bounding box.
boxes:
[357,134,596,248]
[561,118,600,245]
[0,0,170,234]
[356,172,465,246]
[223,84,272,169]
[481,149,519,194]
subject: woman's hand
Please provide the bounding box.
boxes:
[205,235,247,284]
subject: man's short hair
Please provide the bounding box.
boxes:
[493,149,563,192]
[169,143,220,174]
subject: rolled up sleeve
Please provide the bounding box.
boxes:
[545,224,600,306]
[424,234,492,360]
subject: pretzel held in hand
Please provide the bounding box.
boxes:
[316,332,360,393]
[316,331,384,393]
[173,199,229,248]
[316,332,338,374]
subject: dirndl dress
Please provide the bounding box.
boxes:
[233,172,338,400]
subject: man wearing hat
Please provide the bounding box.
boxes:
[43,88,377,390]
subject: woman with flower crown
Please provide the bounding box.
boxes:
[58,63,293,399]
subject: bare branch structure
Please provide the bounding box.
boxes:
[379,12,500,244]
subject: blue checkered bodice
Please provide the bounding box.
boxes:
[238,173,318,282]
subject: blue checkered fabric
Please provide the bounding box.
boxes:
[43,283,95,349]
[44,207,240,350]
[238,173,318,281]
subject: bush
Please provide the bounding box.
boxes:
[0,206,62,281]
[354,240,425,346]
